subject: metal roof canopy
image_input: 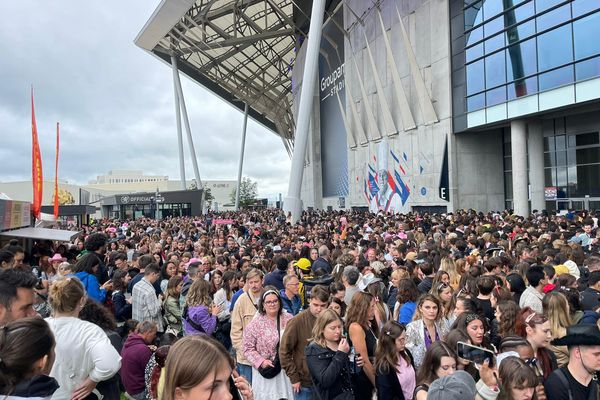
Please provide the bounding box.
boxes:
[0,227,82,242]
[136,0,341,154]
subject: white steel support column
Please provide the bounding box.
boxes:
[283,0,326,222]
[171,55,202,190]
[171,54,186,190]
[235,103,249,211]
[528,120,545,212]
[511,120,529,216]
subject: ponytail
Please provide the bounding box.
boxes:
[0,318,55,395]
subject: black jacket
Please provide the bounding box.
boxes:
[312,257,332,275]
[0,375,59,399]
[112,290,132,322]
[305,342,354,400]
[375,350,415,400]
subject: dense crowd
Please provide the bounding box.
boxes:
[1,208,600,400]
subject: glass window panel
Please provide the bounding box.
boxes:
[546,201,557,212]
[465,2,484,30]
[466,43,484,62]
[568,165,578,185]
[544,137,554,152]
[506,20,535,44]
[507,77,537,99]
[572,0,600,18]
[506,38,537,80]
[567,147,576,165]
[483,0,504,20]
[505,172,513,198]
[485,15,505,37]
[574,12,600,60]
[556,150,567,166]
[557,167,568,186]
[504,141,512,156]
[466,26,484,45]
[486,86,507,106]
[576,132,600,146]
[504,156,512,170]
[576,56,600,81]
[576,147,600,164]
[485,34,505,54]
[572,164,600,196]
[544,152,555,166]
[537,25,573,71]
[467,93,486,111]
[512,1,535,24]
[538,65,574,91]
[536,4,571,31]
[545,168,555,186]
[556,135,567,150]
[485,51,506,88]
[467,60,485,95]
[536,0,566,13]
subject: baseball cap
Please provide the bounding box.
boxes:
[294,258,311,271]
[427,371,476,400]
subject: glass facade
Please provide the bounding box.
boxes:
[503,123,600,211]
[118,203,192,219]
[464,0,600,112]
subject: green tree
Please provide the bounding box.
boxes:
[230,177,258,208]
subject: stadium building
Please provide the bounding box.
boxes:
[136,0,600,219]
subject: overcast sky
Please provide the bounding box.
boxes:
[0,1,291,199]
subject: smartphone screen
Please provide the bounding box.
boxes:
[456,341,495,367]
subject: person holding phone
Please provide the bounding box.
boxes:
[162,335,253,400]
[182,279,221,336]
[413,341,457,400]
[306,309,355,399]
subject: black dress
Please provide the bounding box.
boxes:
[349,326,377,399]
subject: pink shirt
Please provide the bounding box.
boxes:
[396,356,416,400]
[242,312,292,369]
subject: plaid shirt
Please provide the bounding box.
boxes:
[132,278,163,331]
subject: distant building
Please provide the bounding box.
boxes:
[0,170,237,216]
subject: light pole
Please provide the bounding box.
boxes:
[153,188,164,220]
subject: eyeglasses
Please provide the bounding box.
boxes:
[264,300,279,306]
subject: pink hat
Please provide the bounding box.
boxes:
[185,258,203,268]
[50,254,66,263]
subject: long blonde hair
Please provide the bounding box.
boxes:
[185,279,212,308]
[440,257,461,289]
[542,291,571,338]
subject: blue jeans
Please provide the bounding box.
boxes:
[294,387,312,400]
[237,363,253,386]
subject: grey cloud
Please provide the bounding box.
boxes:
[0,0,291,199]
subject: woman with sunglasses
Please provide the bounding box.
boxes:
[515,308,557,383]
[242,287,293,400]
[430,281,454,327]
[375,321,416,400]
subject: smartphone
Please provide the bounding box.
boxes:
[456,341,495,367]
[228,375,243,400]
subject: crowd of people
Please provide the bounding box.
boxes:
[0,208,600,400]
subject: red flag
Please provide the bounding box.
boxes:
[31,87,43,219]
[53,122,60,219]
